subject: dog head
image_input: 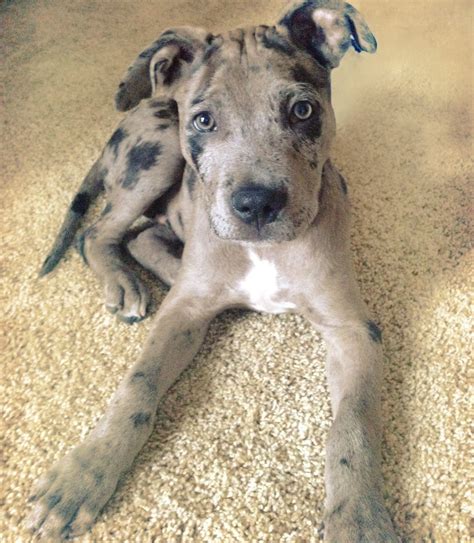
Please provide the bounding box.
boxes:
[116,0,376,243]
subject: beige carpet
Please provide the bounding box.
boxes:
[1,0,472,541]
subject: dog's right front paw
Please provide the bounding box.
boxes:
[27,442,120,540]
[104,268,149,323]
[324,495,399,543]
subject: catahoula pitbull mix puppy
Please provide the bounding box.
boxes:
[30,1,399,540]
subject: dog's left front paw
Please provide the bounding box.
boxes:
[324,496,399,543]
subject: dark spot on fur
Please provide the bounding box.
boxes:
[161,59,181,86]
[178,46,194,64]
[130,412,152,428]
[130,371,157,393]
[108,128,127,158]
[356,397,370,414]
[191,94,206,107]
[229,30,245,57]
[178,212,184,229]
[367,320,382,343]
[291,63,326,89]
[149,99,169,108]
[122,142,162,189]
[338,173,348,194]
[303,116,322,141]
[188,135,203,168]
[101,202,112,216]
[185,167,197,194]
[340,457,351,468]
[318,173,328,205]
[149,38,193,87]
[139,48,154,59]
[161,236,184,259]
[56,500,80,520]
[181,329,194,345]
[309,160,318,170]
[71,193,90,215]
[203,42,220,63]
[76,226,97,266]
[156,124,170,131]
[154,109,172,119]
[93,471,104,485]
[76,233,88,265]
[279,100,291,131]
[47,494,62,509]
[328,500,347,520]
[279,4,329,68]
[261,29,295,56]
[143,198,166,219]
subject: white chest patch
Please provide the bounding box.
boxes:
[238,251,296,314]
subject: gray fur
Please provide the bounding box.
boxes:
[30,4,398,542]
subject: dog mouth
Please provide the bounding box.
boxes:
[209,212,301,243]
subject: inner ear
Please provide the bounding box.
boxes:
[115,27,211,112]
[150,44,185,92]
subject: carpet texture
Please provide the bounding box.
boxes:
[1,0,472,541]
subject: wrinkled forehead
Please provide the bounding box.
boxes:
[186,25,330,106]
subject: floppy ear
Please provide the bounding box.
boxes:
[115,27,211,112]
[278,0,377,69]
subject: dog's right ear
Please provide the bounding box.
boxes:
[115,27,211,112]
[278,0,377,69]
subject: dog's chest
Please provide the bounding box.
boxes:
[237,250,296,314]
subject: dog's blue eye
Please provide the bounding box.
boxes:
[292,101,313,120]
[193,111,216,132]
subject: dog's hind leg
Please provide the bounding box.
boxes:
[78,100,185,323]
[127,223,183,287]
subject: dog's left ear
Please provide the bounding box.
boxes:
[278,0,377,69]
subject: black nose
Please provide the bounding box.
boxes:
[231,185,288,228]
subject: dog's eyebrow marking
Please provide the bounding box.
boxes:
[291,64,325,89]
[191,95,206,107]
[107,128,127,158]
[122,142,162,189]
[366,320,382,343]
[71,192,90,215]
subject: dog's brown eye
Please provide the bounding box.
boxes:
[193,111,216,132]
[292,101,313,120]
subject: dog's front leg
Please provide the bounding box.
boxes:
[27,284,219,540]
[304,283,398,542]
